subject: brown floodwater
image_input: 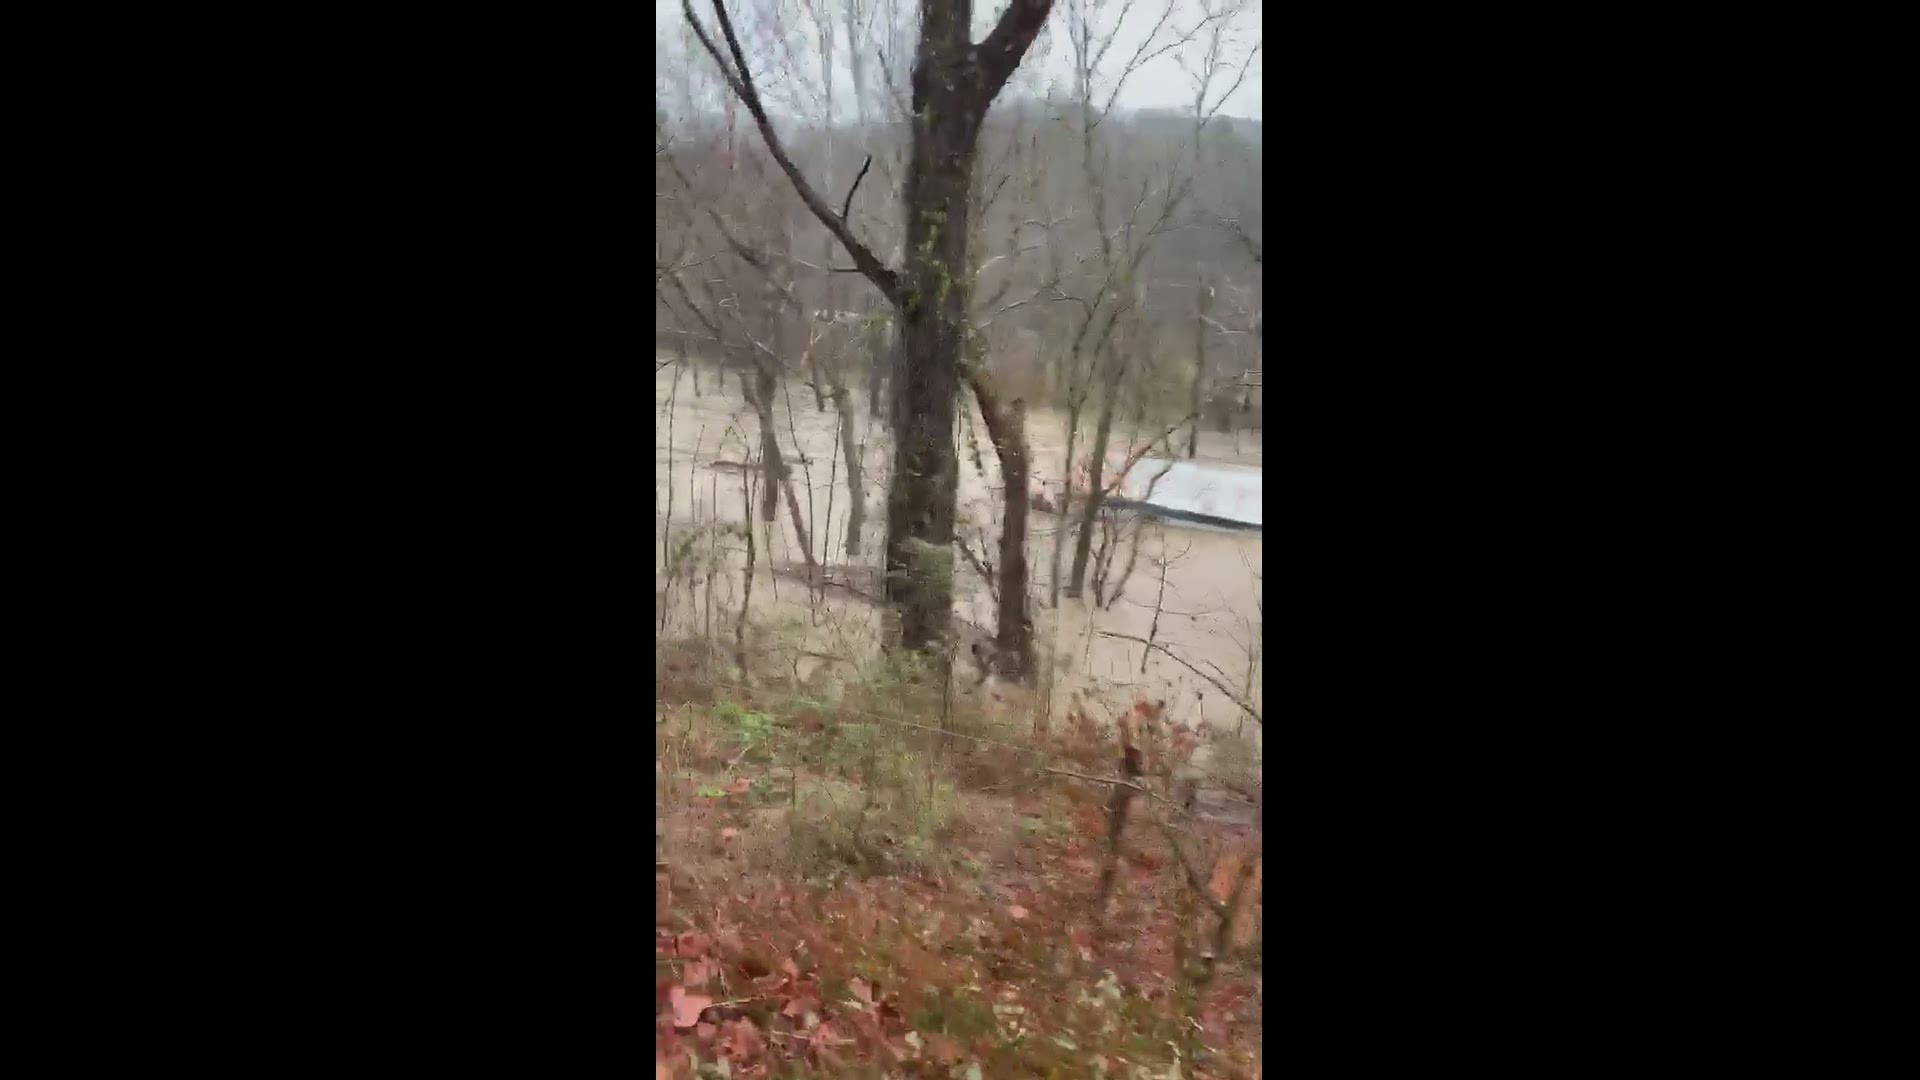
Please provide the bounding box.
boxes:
[656,360,1263,741]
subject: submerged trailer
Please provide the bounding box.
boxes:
[1107,457,1262,531]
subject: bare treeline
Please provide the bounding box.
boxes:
[657,0,1261,677]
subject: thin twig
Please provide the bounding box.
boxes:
[1097,631,1262,725]
[1157,815,1229,920]
[839,154,873,221]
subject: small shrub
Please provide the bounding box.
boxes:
[714,700,776,761]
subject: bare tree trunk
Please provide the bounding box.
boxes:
[1090,505,1120,606]
[1066,341,1133,598]
[808,0,839,417]
[1188,275,1210,458]
[1142,536,1168,674]
[780,463,816,577]
[884,161,968,651]
[966,365,1035,680]
[661,352,681,587]
[1106,516,1145,609]
[1049,404,1080,608]
[1098,712,1146,904]
[882,0,996,656]
[868,312,887,419]
[807,361,830,411]
[739,361,818,575]
[683,0,1056,659]
[832,386,866,557]
[745,364,782,523]
[804,233,835,414]
[737,454,755,682]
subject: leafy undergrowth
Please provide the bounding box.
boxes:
[656,770,1261,1079]
[656,641,1263,1078]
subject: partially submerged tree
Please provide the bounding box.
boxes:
[656,146,821,583]
[963,363,1036,677]
[1187,273,1211,457]
[681,0,1057,660]
[1044,0,1222,603]
[1052,0,1258,601]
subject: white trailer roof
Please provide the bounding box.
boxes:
[1110,457,1262,528]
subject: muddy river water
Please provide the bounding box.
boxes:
[656,360,1263,741]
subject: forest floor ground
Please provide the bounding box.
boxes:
[656,644,1263,1080]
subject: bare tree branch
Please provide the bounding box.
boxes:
[839,153,874,221]
[1097,630,1262,724]
[955,535,998,601]
[976,0,1057,106]
[681,0,902,303]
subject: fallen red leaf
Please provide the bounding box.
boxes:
[925,1032,963,1063]
[676,931,710,959]
[846,1004,883,1041]
[668,985,713,1029]
[720,1017,766,1062]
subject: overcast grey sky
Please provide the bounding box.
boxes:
[658,0,1262,121]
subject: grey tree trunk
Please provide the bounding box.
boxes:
[1065,341,1132,598]
[1048,405,1079,608]
[1188,276,1210,458]
[883,107,974,650]
[966,365,1034,679]
[880,0,1056,655]
[747,364,781,523]
[684,0,1056,659]
[831,386,865,557]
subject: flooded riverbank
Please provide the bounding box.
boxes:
[656,359,1263,738]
